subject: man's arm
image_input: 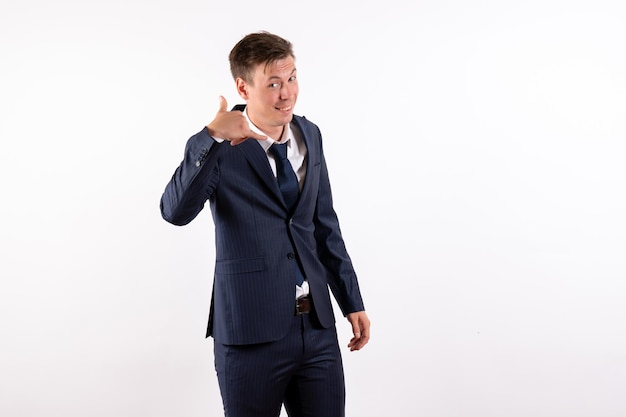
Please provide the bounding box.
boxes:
[313,137,365,313]
[160,128,219,226]
[312,132,370,350]
[160,97,267,225]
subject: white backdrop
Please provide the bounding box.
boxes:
[1,0,625,416]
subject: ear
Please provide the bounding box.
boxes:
[236,78,249,100]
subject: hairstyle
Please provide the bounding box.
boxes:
[228,31,295,84]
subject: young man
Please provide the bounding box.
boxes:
[160,31,370,417]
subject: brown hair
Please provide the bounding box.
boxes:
[229,31,295,84]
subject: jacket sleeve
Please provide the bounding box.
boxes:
[160,128,221,226]
[313,135,365,316]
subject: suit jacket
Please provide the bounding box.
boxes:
[160,113,365,345]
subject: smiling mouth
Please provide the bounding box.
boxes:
[276,106,292,112]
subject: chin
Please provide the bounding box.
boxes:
[276,114,293,124]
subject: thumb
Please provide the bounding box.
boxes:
[351,318,361,339]
[217,95,228,113]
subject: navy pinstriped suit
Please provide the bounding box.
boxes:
[160,112,365,415]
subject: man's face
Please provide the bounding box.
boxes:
[237,56,299,138]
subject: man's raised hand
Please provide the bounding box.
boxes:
[206,96,267,146]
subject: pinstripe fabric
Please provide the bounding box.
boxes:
[161,115,365,346]
[161,113,363,416]
[214,313,345,417]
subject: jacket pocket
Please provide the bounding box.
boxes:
[215,257,266,275]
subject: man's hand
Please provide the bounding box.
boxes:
[347,311,370,351]
[206,96,267,146]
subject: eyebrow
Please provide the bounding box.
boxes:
[267,68,297,80]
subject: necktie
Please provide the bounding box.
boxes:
[269,142,305,286]
[269,142,299,212]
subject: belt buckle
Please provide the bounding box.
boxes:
[295,296,310,315]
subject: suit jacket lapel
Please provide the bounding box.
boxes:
[292,116,315,204]
[236,138,284,202]
[236,117,316,212]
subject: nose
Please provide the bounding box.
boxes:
[280,83,296,100]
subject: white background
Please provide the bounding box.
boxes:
[1,0,625,416]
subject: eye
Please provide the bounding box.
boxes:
[288,76,297,82]
[269,82,280,89]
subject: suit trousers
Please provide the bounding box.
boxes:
[214,311,345,417]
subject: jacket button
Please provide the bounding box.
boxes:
[287,252,296,260]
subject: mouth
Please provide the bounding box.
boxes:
[275,105,292,112]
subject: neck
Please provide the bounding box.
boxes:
[253,120,286,141]
[245,110,287,140]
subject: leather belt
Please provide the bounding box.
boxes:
[295,295,312,315]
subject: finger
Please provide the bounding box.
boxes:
[358,328,370,349]
[347,327,362,350]
[229,136,248,146]
[232,130,267,145]
[248,130,268,141]
[230,130,267,146]
[347,315,370,351]
[348,336,359,350]
[217,95,228,113]
[348,336,363,351]
[348,333,369,351]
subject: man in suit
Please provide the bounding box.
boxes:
[160,31,370,417]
